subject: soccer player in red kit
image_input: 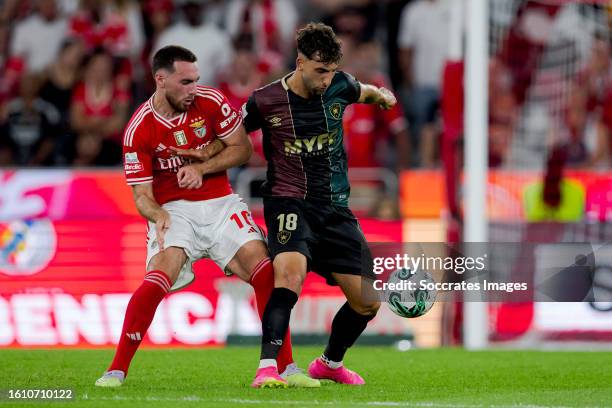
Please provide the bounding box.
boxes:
[95,45,318,388]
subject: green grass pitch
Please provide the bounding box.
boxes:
[1,346,611,407]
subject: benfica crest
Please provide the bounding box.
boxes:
[277,230,291,245]
[329,103,342,120]
[190,119,207,138]
[193,126,207,138]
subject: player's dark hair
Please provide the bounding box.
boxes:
[296,22,342,65]
[152,45,197,75]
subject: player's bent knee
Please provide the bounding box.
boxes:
[273,252,307,292]
[229,240,270,281]
[280,271,306,293]
[352,301,380,317]
[147,246,187,284]
[274,266,306,293]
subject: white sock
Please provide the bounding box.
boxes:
[258,359,277,369]
[320,354,343,369]
[280,363,299,378]
[105,370,125,380]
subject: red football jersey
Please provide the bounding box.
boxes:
[122,86,242,205]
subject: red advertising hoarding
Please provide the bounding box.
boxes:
[0,170,406,347]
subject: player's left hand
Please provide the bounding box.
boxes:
[378,87,397,110]
[177,165,204,189]
[170,146,208,162]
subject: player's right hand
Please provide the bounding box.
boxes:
[177,165,204,189]
[170,146,208,161]
[377,87,397,110]
[155,210,171,250]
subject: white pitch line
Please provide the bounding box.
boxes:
[79,395,601,408]
[221,399,479,407]
[223,400,601,408]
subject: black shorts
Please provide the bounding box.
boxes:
[263,197,374,285]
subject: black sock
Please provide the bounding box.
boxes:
[260,287,298,360]
[323,302,376,363]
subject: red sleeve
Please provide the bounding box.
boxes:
[123,110,153,185]
[197,86,243,140]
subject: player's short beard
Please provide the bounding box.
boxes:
[166,93,188,113]
[303,74,324,97]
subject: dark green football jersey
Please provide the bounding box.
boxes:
[243,71,361,207]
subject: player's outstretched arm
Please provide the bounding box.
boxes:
[132,183,171,249]
[176,126,253,189]
[358,83,397,110]
[169,139,225,162]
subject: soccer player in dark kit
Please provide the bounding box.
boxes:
[174,22,397,388]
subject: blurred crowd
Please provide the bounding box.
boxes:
[0,0,609,172]
[487,1,612,170]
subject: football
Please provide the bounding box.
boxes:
[385,268,437,318]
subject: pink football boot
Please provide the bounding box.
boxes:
[251,366,288,388]
[307,358,365,385]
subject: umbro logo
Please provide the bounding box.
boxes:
[267,116,282,127]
